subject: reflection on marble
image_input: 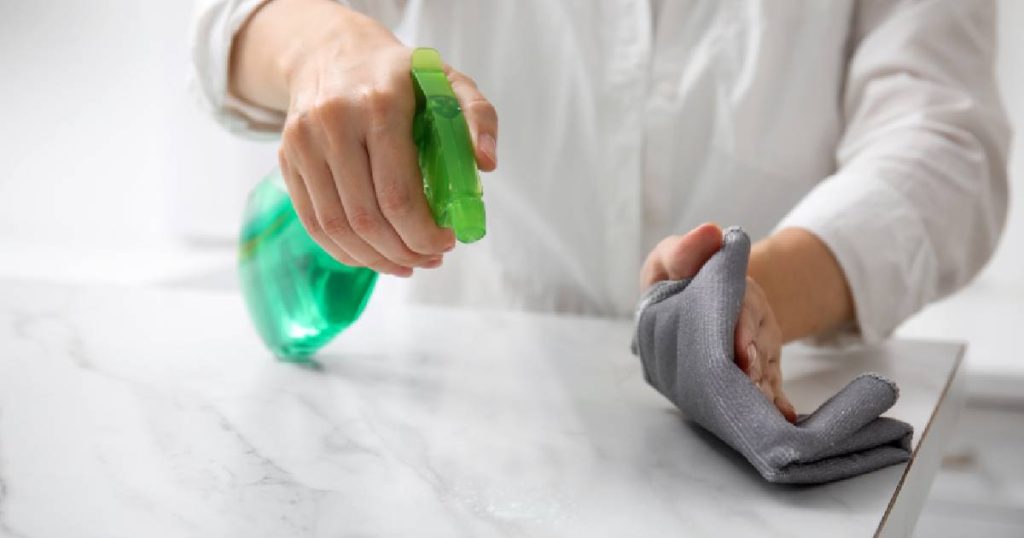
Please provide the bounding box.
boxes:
[0,279,960,537]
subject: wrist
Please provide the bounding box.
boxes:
[276,2,399,97]
[747,228,854,343]
[747,235,787,335]
[747,235,775,293]
[232,0,399,109]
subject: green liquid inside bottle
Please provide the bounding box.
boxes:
[238,171,378,361]
[238,48,485,361]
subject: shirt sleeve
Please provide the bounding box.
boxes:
[776,0,1011,344]
[188,0,407,139]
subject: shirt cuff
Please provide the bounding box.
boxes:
[776,171,938,346]
[190,0,286,138]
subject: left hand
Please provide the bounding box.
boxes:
[640,223,798,423]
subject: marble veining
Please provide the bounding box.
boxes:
[0,279,960,537]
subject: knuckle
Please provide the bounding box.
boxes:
[412,230,449,254]
[282,113,313,143]
[312,96,354,130]
[367,258,399,274]
[449,69,478,89]
[321,214,353,240]
[299,212,323,236]
[348,207,383,236]
[361,87,397,123]
[335,252,359,266]
[281,122,300,144]
[394,252,423,267]
[465,97,496,119]
[377,183,413,217]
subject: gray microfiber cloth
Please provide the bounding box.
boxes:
[631,226,913,484]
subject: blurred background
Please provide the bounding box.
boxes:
[0,2,1020,535]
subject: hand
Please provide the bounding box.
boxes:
[241,3,499,276]
[640,223,798,423]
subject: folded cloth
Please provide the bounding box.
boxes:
[631,226,913,484]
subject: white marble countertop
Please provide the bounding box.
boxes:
[0,278,962,537]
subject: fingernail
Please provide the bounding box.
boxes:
[746,344,761,378]
[478,133,497,165]
[424,256,443,268]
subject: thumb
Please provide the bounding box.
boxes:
[698,226,752,340]
[445,66,499,171]
[640,223,723,288]
[707,226,751,290]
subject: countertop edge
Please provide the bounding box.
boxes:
[875,343,966,537]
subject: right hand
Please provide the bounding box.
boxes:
[277,13,498,276]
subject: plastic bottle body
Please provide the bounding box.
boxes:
[238,170,377,361]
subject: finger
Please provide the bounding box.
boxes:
[745,342,763,384]
[446,67,498,171]
[734,299,764,380]
[777,397,798,424]
[279,151,359,267]
[640,223,723,288]
[734,341,751,372]
[769,367,798,423]
[311,93,436,269]
[757,304,783,383]
[774,386,798,424]
[761,311,783,368]
[639,251,670,288]
[756,376,774,402]
[325,134,439,268]
[362,101,456,256]
[308,158,412,277]
[287,133,412,277]
[662,223,723,280]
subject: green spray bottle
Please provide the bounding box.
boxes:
[238,48,485,361]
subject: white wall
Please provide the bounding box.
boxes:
[0,1,277,247]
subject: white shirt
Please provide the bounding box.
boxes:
[191,0,1010,344]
